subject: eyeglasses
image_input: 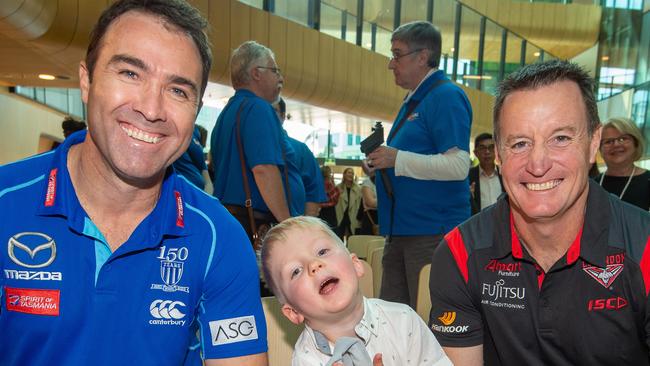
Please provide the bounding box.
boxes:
[476,144,495,152]
[390,48,424,62]
[256,66,282,76]
[600,134,634,148]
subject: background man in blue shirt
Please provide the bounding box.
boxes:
[365,21,472,309]
[211,41,305,245]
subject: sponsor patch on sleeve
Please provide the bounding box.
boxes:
[5,287,60,316]
[209,315,258,346]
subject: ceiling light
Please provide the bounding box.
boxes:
[533,52,540,57]
[462,75,492,80]
[601,55,610,61]
[38,74,56,80]
[450,47,455,53]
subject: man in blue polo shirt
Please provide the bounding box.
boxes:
[211,41,305,246]
[173,126,212,193]
[365,20,472,309]
[0,1,267,365]
[273,97,327,216]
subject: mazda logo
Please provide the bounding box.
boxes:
[8,232,56,268]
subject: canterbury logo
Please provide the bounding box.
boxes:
[438,312,456,326]
[149,300,186,320]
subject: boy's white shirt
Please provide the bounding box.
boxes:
[291,297,453,366]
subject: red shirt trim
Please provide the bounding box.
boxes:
[445,227,469,283]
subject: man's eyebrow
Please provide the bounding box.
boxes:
[169,75,199,97]
[108,54,148,71]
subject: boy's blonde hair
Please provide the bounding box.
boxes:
[261,216,344,303]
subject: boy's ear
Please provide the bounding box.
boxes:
[350,253,365,278]
[281,303,305,325]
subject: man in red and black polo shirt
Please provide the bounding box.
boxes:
[429,60,650,365]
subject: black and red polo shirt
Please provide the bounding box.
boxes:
[430,181,650,365]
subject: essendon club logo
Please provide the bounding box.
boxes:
[583,255,624,288]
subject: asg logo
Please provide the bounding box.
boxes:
[209,316,259,346]
[149,299,186,326]
[8,232,56,268]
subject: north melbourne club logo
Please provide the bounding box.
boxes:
[151,246,189,293]
[583,263,624,288]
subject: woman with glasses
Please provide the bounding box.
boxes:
[598,117,649,210]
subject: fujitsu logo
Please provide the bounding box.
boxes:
[587,297,628,311]
[481,279,526,301]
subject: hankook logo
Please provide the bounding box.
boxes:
[8,232,56,269]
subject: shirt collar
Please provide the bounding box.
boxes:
[491,181,610,268]
[404,68,442,104]
[479,165,498,178]
[305,296,378,352]
[36,130,188,248]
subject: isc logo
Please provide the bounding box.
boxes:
[587,297,628,311]
[209,315,258,346]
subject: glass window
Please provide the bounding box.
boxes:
[375,25,392,57]
[364,0,394,30]
[345,13,357,44]
[432,0,457,77]
[481,18,502,94]
[400,1,428,24]
[321,2,344,39]
[362,20,373,50]
[274,0,310,27]
[238,0,263,9]
[525,43,542,65]
[456,6,482,87]
[504,32,523,76]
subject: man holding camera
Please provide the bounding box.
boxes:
[365,21,472,309]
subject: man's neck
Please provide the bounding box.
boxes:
[480,163,496,176]
[306,294,365,344]
[511,188,588,272]
[605,163,636,177]
[67,142,162,251]
[408,67,437,93]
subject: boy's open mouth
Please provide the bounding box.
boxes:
[319,277,339,295]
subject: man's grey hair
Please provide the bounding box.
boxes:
[230,41,275,88]
[391,21,442,69]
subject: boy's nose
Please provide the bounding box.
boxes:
[309,260,324,274]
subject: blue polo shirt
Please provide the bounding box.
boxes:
[211,89,305,216]
[287,135,327,206]
[173,127,208,189]
[0,131,267,365]
[376,70,472,236]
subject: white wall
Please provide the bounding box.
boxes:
[0,88,65,165]
[597,88,634,122]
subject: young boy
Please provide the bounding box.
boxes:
[261,216,452,366]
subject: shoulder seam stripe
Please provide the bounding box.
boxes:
[0,150,54,169]
[0,174,45,199]
[640,236,650,296]
[185,203,217,280]
[445,227,469,283]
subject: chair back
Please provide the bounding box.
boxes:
[416,264,432,322]
[262,296,303,366]
[358,259,374,297]
[347,235,383,260]
[369,247,384,297]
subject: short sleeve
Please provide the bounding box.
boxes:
[425,86,471,153]
[241,102,284,168]
[429,238,484,347]
[406,307,453,365]
[198,211,268,359]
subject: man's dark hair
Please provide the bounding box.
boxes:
[493,60,600,144]
[474,133,493,148]
[391,21,442,68]
[86,0,212,98]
